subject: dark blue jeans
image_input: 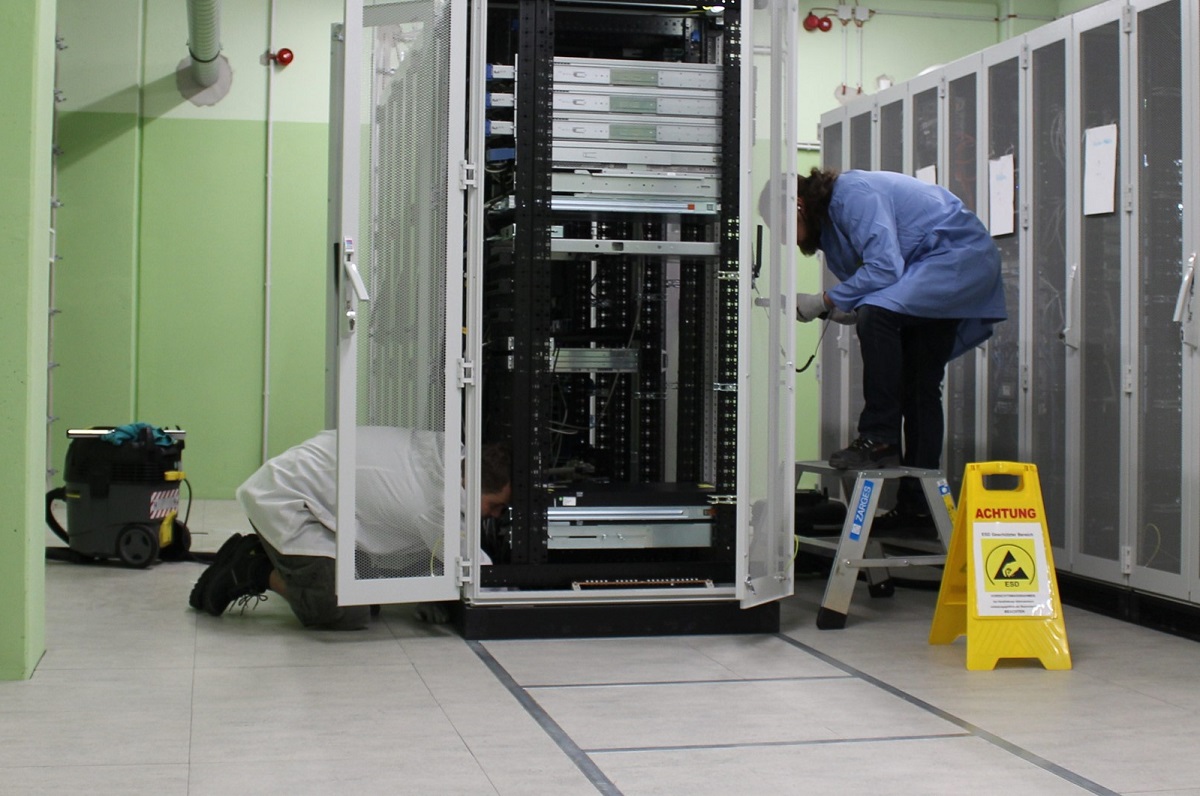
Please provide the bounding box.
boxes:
[855,305,959,508]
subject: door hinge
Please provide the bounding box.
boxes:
[460,160,477,190]
[458,358,475,388]
[457,556,474,586]
[1121,544,1132,575]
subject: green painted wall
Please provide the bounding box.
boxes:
[53,0,338,498]
[1,0,54,680]
[135,119,269,492]
[55,112,140,433]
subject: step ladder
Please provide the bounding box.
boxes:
[794,461,955,630]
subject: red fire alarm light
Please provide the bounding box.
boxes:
[271,48,294,66]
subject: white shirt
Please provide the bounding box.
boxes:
[236,427,445,559]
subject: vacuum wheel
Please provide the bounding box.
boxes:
[116,524,159,568]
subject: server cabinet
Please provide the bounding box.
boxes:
[840,102,872,457]
[1024,19,1073,553]
[981,38,1023,465]
[1070,0,1125,584]
[1188,0,1200,606]
[909,71,941,183]
[818,107,852,477]
[1128,0,1188,599]
[330,0,797,623]
[876,84,907,175]
[821,111,845,173]
[849,104,873,170]
[942,54,983,500]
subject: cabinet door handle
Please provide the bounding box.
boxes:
[1176,253,1195,350]
[1171,253,1194,324]
[1061,262,1079,351]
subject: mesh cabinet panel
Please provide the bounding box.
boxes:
[355,0,454,580]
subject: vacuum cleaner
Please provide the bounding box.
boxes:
[45,424,191,567]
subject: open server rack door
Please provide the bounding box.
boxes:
[476,0,744,594]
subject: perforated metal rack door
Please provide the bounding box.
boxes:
[1071,1,1124,584]
[942,56,982,502]
[1026,20,1072,554]
[1130,0,1186,598]
[982,39,1023,464]
[332,0,468,606]
[741,0,798,608]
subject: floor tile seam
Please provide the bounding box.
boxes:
[522,674,854,690]
[582,731,973,755]
[773,633,1123,796]
[467,640,624,796]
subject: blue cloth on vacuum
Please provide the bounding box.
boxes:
[100,422,176,447]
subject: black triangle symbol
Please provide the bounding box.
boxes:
[992,550,1029,581]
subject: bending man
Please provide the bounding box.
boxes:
[190,427,510,629]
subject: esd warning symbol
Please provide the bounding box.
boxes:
[984,542,1037,591]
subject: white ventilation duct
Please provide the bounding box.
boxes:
[186,0,222,87]
[177,0,231,105]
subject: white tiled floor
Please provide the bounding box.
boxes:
[7,501,1200,795]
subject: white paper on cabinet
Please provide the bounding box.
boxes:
[988,154,1015,236]
[915,165,937,185]
[1083,124,1118,216]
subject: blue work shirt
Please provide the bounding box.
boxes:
[820,170,1007,358]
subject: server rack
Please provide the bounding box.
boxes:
[328,0,798,635]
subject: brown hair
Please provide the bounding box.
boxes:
[796,167,839,256]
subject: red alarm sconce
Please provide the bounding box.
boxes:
[269,47,294,66]
[803,10,835,32]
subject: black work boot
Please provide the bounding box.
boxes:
[201,535,272,616]
[828,436,900,470]
[188,533,244,611]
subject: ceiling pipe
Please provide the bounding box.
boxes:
[186,0,222,88]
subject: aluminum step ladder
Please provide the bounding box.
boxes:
[794,461,955,630]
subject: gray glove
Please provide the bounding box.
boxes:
[828,307,858,325]
[795,292,827,322]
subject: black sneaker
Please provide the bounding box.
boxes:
[201,535,273,617]
[188,533,244,610]
[828,436,900,470]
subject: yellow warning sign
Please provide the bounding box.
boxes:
[930,462,1071,670]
